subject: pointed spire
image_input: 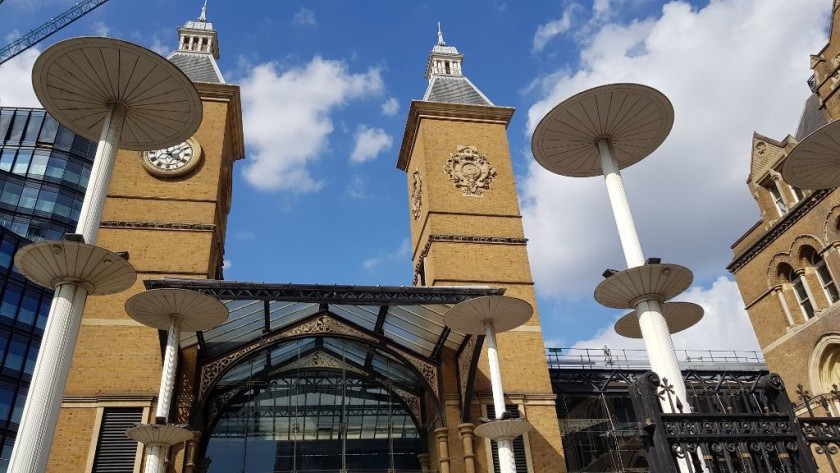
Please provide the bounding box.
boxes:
[198,0,208,22]
[422,29,493,106]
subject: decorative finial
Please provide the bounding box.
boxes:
[198,0,208,22]
[437,22,445,46]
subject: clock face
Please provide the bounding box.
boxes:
[141,138,202,177]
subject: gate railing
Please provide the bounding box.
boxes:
[628,371,840,473]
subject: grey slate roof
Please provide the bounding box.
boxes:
[168,51,224,84]
[423,76,493,106]
[794,93,828,140]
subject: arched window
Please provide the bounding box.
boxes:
[812,252,839,305]
[783,262,815,319]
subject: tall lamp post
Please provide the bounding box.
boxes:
[10,37,202,473]
[530,84,704,410]
[125,288,228,473]
[445,296,534,473]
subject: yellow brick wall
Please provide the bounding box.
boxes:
[47,86,240,472]
[403,106,566,473]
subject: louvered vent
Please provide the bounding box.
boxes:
[487,404,528,473]
[92,408,143,473]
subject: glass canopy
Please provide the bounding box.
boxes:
[146,279,504,360]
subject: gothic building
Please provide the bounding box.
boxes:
[728,1,840,410]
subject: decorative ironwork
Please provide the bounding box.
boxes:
[285,351,368,377]
[391,345,439,398]
[628,371,829,473]
[393,386,422,421]
[275,314,377,343]
[100,221,216,231]
[199,341,261,398]
[146,279,503,304]
[444,145,497,196]
[176,367,196,424]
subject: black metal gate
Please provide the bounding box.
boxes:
[629,371,840,473]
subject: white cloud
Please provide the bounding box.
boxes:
[294,8,317,27]
[149,36,169,56]
[572,277,760,353]
[92,21,110,37]
[381,97,399,116]
[523,0,827,301]
[533,5,578,52]
[350,125,393,163]
[363,239,410,271]
[0,48,40,108]
[222,259,233,270]
[240,57,383,192]
[345,175,372,199]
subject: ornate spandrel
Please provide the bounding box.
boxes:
[444,145,497,196]
[390,345,440,398]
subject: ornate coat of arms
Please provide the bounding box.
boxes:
[444,145,497,196]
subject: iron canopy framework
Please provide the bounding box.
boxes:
[145,279,503,430]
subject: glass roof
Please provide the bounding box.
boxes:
[214,337,422,394]
[146,280,503,361]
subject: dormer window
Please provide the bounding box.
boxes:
[767,181,787,216]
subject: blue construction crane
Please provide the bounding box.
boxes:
[0,0,112,66]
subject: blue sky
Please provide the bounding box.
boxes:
[0,0,832,353]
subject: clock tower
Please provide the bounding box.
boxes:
[398,29,566,473]
[46,5,244,472]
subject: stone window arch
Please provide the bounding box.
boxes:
[809,334,840,398]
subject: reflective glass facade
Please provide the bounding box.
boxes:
[0,107,95,470]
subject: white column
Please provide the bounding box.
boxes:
[76,103,127,244]
[635,298,687,407]
[8,284,89,473]
[9,102,127,473]
[484,322,515,473]
[775,287,795,327]
[484,322,506,416]
[144,317,183,473]
[597,140,645,269]
[597,140,690,409]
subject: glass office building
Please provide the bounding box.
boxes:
[0,107,96,468]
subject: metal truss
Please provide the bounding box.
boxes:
[146,279,503,304]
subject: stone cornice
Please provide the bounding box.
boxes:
[100,221,216,232]
[727,190,831,273]
[414,234,528,284]
[397,100,515,171]
[195,82,245,161]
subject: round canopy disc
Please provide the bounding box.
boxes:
[594,263,693,309]
[125,288,228,332]
[444,296,533,335]
[532,83,674,177]
[126,424,193,447]
[32,37,202,151]
[782,120,840,190]
[474,419,533,441]
[615,301,704,338]
[14,241,136,295]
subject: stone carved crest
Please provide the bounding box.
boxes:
[444,145,497,196]
[411,169,423,221]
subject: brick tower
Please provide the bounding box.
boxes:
[46,7,244,472]
[397,29,566,473]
